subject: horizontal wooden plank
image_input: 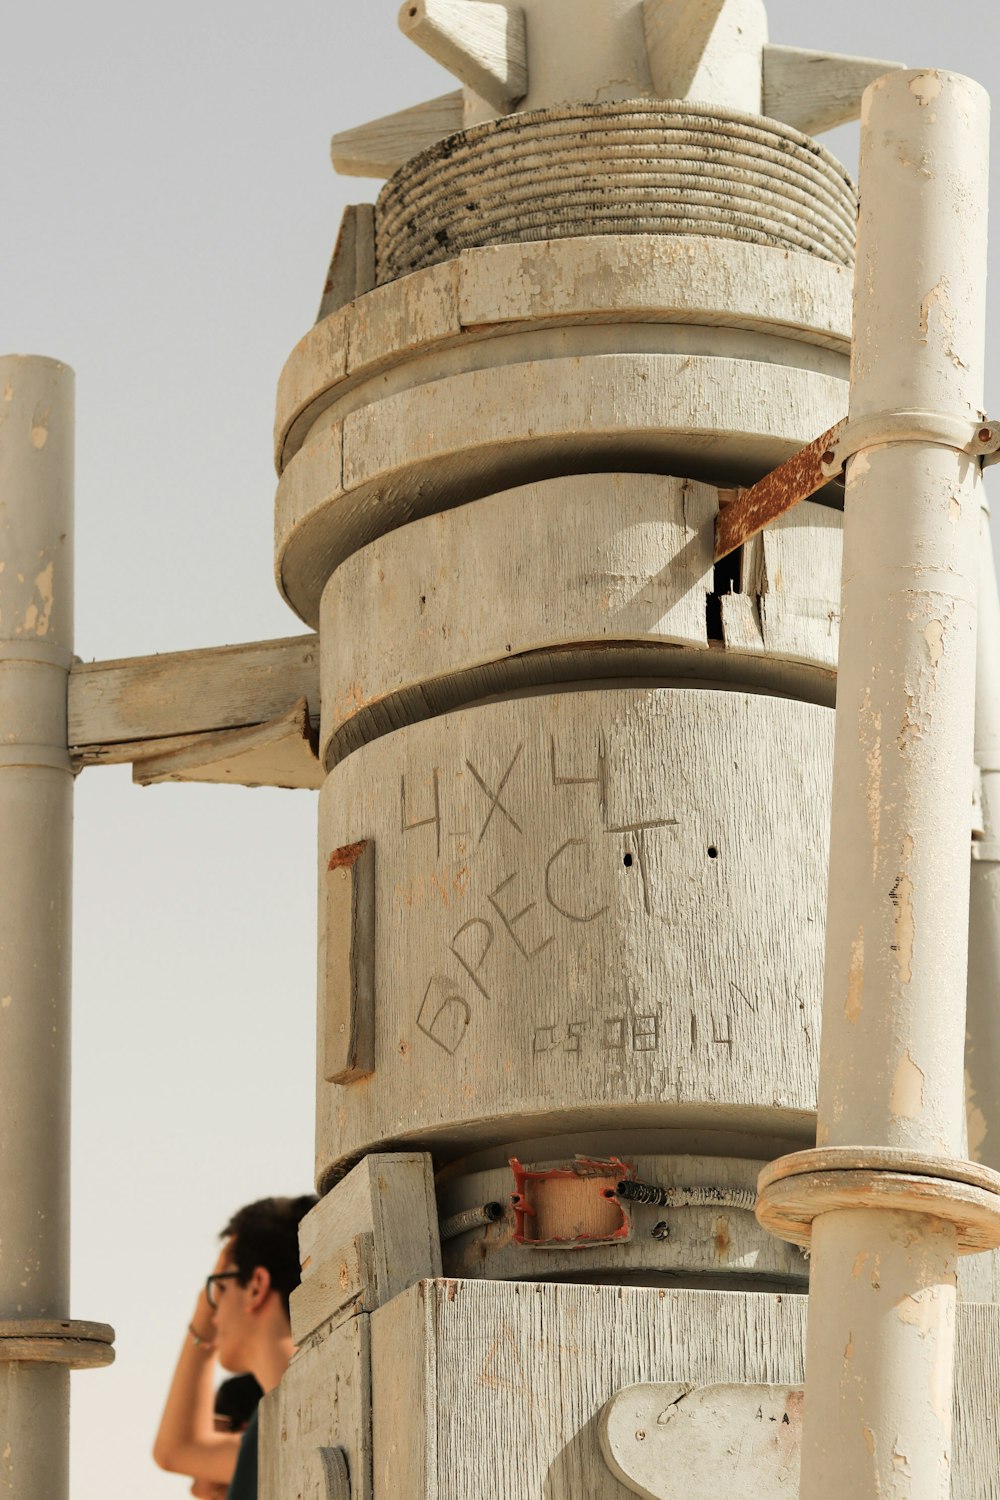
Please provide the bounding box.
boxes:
[132,700,323,791]
[330,92,464,179]
[289,1233,376,1345]
[69,633,320,764]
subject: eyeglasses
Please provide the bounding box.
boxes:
[205,1271,242,1308]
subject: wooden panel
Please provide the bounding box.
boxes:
[132,699,323,791]
[277,355,849,626]
[369,1281,1000,1499]
[275,235,852,472]
[330,92,464,179]
[299,1154,442,1306]
[68,633,319,765]
[371,1282,808,1500]
[317,689,832,1177]
[289,1233,376,1345]
[259,1313,371,1500]
[322,840,377,1082]
[320,473,716,763]
[764,44,903,137]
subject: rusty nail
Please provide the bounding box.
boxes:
[979,427,993,443]
[821,449,836,466]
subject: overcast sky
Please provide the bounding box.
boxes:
[3,3,1000,1496]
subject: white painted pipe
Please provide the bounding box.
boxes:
[0,355,75,1499]
[966,510,1000,1169]
[800,70,989,1499]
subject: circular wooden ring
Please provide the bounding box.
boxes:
[0,1318,115,1370]
[756,1167,1000,1254]
[758,1146,1000,1198]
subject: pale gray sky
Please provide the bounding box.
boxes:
[2,3,999,1497]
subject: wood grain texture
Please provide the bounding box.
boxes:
[330,92,464,179]
[317,689,832,1178]
[320,479,842,763]
[323,840,377,1081]
[764,44,904,137]
[259,1313,371,1500]
[132,699,323,790]
[399,0,527,112]
[643,0,766,113]
[277,235,853,471]
[367,1281,1000,1498]
[289,1233,376,1345]
[299,1154,442,1305]
[69,634,319,765]
[277,354,849,625]
[317,205,376,324]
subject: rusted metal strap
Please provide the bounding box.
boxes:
[713,419,847,562]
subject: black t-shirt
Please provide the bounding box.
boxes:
[227,1407,258,1500]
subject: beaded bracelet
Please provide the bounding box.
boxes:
[188,1323,215,1351]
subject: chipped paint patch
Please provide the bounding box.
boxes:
[30,423,48,449]
[909,72,943,107]
[862,1424,876,1458]
[852,1250,869,1280]
[950,496,961,524]
[889,871,915,984]
[890,1048,925,1119]
[845,928,864,1024]
[0,995,11,1009]
[919,277,950,337]
[21,561,55,637]
[895,1286,940,1337]
[844,1331,855,1362]
[925,619,945,670]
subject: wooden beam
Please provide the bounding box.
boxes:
[316,204,376,323]
[132,699,323,791]
[69,633,320,768]
[398,0,527,113]
[330,92,464,179]
[764,44,904,136]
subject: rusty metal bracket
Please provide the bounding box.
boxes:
[713,420,846,562]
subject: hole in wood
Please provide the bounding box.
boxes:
[708,846,719,860]
[623,852,634,868]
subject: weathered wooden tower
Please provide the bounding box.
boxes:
[4,1,1000,1496]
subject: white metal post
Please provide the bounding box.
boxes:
[756,69,1000,1498]
[966,509,1000,1169]
[0,355,75,1497]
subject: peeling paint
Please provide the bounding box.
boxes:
[909,71,943,107]
[895,1286,939,1337]
[919,276,950,337]
[845,928,864,1024]
[889,872,915,985]
[852,1251,869,1280]
[890,1048,925,1119]
[925,618,945,670]
[950,495,961,524]
[30,423,48,449]
[862,1424,876,1457]
[0,995,10,1009]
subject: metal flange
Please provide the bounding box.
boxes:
[756,1148,1000,1254]
[0,1318,115,1370]
[818,410,1000,477]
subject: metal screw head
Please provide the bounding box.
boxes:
[980,427,993,443]
[821,449,836,466]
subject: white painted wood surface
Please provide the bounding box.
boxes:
[367,1280,1000,1498]
[259,1312,371,1500]
[317,689,831,1177]
[278,355,848,625]
[643,0,767,114]
[68,633,319,766]
[132,699,322,790]
[399,0,527,112]
[600,1382,801,1497]
[764,44,904,137]
[278,236,853,472]
[299,1154,441,1303]
[330,92,464,179]
[319,477,842,763]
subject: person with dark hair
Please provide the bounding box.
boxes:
[190,1377,263,1500]
[153,1194,317,1499]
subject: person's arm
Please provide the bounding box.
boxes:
[152,1272,241,1483]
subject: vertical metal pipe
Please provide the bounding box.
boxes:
[800,71,989,1498]
[966,510,1000,1169]
[0,355,75,1498]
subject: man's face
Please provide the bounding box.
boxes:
[210,1238,254,1374]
